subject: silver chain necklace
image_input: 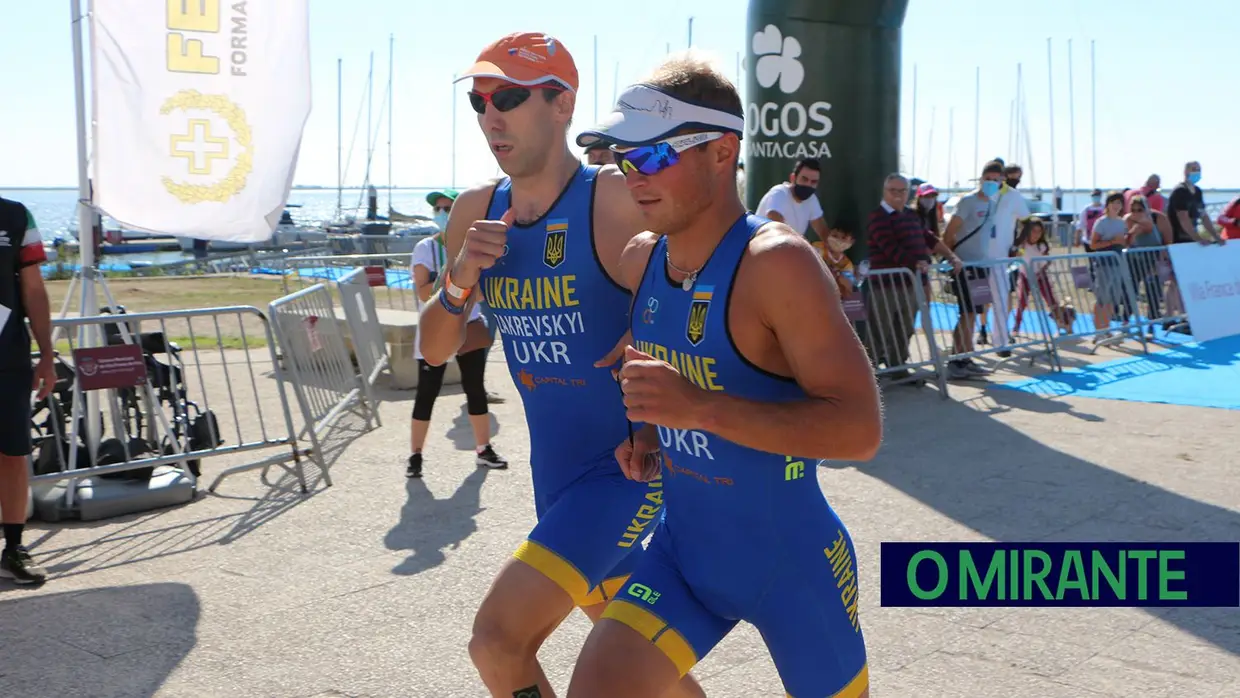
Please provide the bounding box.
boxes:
[665,250,704,292]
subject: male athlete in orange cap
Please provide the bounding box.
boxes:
[417,33,704,698]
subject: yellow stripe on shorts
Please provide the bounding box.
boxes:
[513,540,591,606]
[602,599,698,677]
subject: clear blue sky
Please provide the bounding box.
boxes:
[2,0,1236,190]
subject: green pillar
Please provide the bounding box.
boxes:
[744,0,909,261]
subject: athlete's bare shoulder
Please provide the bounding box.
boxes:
[617,231,661,293]
[748,220,825,262]
[453,178,504,218]
[739,220,839,300]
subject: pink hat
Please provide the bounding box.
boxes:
[917,183,939,197]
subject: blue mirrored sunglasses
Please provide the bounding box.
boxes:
[612,131,725,176]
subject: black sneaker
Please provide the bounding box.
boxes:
[0,546,47,585]
[485,391,506,405]
[476,445,508,470]
[406,453,423,479]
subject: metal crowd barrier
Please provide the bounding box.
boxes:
[1122,246,1189,337]
[923,257,1059,373]
[269,284,378,482]
[336,268,391,422]
[836,245,1210,386]
[846,267,948,395]
[1034,251,1150,354]
[30,306,319,509]
[280,253,417,312]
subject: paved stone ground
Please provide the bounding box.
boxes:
[2,341,1238,698]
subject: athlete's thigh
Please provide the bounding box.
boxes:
[520,466,664,608]
[751,525,869,698]
[570,533,736,697]
[472,555,577,649]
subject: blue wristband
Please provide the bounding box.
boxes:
[438,290,465,316]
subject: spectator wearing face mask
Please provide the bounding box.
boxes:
[1168,161,1224,245]
[940,160,1030,377]
[1077,188,1105,250]
[1003,164,1024,191]
[425,189,458,232]
[423,188,505,404]
[755,157,829,241]
[911,182,945,239]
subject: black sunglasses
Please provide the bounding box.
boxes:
[468,85,565,114]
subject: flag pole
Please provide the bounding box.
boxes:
[70,0,103,460]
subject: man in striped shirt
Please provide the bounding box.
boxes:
[0,195,53,585]
[864,174,960,378]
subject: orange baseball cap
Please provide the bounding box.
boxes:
[454,32,578,93]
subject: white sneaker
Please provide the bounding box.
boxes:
[475,445,508,470]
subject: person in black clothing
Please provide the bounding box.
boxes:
[0,196,54,585]
[1167,161,1224,245]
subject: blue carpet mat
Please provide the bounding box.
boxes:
[917,302,1195,345]
[997,334,1240,410]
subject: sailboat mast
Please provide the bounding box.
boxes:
[910,64,918,176]
[925,105,936,182]
[1090,40,1097,187]
[973,66,980,176]
[946,107,954,187]
[1068,39,1078,193]
[365,51,373,188]
[1015,63,1023,162]
[1047,38,1057,190]
[337,58,343,218]
[388,34,394,214]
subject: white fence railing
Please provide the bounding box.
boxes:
[268,284,378,482]
[30,306,320,516]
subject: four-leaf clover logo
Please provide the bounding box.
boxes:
[752,24,804,95]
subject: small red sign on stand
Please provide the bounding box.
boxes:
[363,265,387,287]
[73,344,148,391]
[842,297,868,322]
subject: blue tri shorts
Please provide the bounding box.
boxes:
[603,520,869,697]
[513,459,664,608]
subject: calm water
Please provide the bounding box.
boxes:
[2,187,445,264]
[5,185,1236,264]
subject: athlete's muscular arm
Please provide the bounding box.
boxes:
[621,226,882,461]
[594,170,656,369]
[418,183,496,366]
[700,229,881,460]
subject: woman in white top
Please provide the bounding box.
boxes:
[407,232,506,478]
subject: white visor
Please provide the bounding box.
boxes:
[575,84,745,148]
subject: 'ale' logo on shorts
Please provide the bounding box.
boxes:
[686,285,714,346]
[543,219,568,269]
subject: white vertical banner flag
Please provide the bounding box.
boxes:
[92,0,311,242]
